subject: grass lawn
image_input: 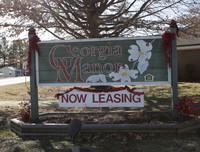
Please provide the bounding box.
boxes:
[0,82,200,112]
[0,82,200,101]
[0,82,200,151]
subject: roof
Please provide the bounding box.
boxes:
[177,37,200,46]
[0,66,23,71]
[177,37,200,51]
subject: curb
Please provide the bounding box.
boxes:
[10,118,180,136]
[10,112,200,136]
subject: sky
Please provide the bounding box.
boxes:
[0,0,199,42]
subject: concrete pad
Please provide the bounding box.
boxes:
[0,76,30,86]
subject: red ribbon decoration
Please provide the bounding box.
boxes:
[162,31,175,68]
[27,29,40,76]
[29,36,40,56]
[55,86,144,99]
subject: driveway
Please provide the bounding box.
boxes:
[0,76,30,86]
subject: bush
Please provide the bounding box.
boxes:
[18,101,31,122]
[174,96,199,118]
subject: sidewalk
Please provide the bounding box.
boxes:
[0,76,30,86]
[0,100,58,107]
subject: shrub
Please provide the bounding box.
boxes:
[174,96,199,118]
[18,101,31,122]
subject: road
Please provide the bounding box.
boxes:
[0,100,58,107]
[0,76,30,86]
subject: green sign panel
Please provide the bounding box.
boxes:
[36,36,171,86]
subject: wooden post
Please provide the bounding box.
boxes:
[170,20,179,119]
[29,27,39,122]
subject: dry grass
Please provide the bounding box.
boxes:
[0,83,200,151]
[0,83,71,101]
[0,83,30,101]
[0,82,200,101]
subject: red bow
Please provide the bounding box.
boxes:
[27,35,40,76]
[162,31,175,68]
[29,35,40,55]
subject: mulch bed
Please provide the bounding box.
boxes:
[38,112,195,124]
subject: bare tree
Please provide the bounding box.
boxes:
[0,37,9,66]
[9,39,27,68]
[0,0,199,39]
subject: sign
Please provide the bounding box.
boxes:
[36,36,171,86]
[57,87,144,107]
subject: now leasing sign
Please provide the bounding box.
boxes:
[36,36,171,86]
[57,87,144,107]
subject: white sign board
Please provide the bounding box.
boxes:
[57,87,144,107]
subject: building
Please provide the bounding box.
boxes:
[0,66,24,77]
[177,37,200,82]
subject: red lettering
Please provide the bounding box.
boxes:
[92,63,102,73]
[114,63,122,73]
[133,95,141,103]
[108,46,112,56]
[106,94,113,103]
[92,94,98,103]
[80,47,90,57]
[69,57,83,82]
[98,46,107,60]
[56,68,62,82]
[91,47,98,56]
[69,94,77,103]
[49,45,83,82]
[113,46,122,56]
[55,57,83,82]
[61,94,68,103]
[103,63,113,73]
[99,94,105,103]
[49,45,70,69]
[77,94,87,103]
[72,47,79,57]
[82,63,91,74]
[125,94,132,103]
[122,94,124,103]
[114,94,121,103]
